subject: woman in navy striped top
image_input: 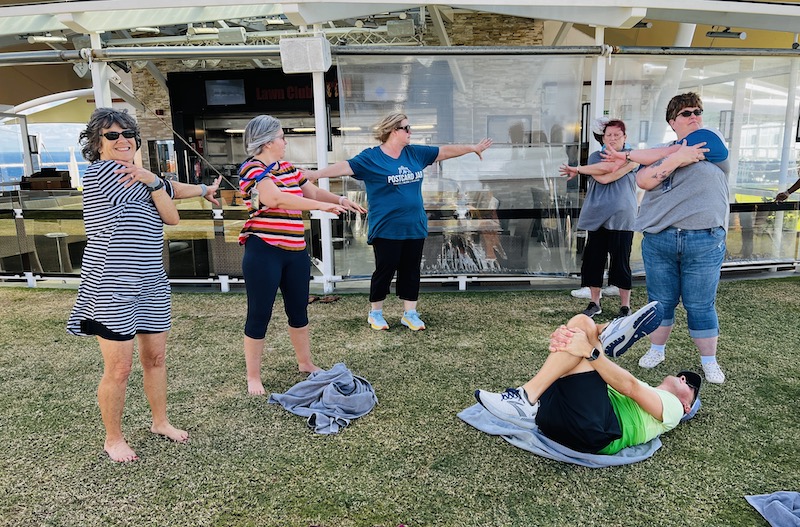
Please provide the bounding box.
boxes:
[67,108,218,462]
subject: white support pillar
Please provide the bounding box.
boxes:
[313,69,338,293]
[649,24,695,143]
[589,27,606,151]
[88,33,113,108]
[772,58,800,255]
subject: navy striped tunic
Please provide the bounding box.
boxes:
[67,160,174,337]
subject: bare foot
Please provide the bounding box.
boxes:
[247,379,265,395]
[150,423,189,443]
[104,439,138,463]
[299,363,322,374]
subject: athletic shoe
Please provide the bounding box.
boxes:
[367,310,388,330]
[582,302,602,318]
[638,348,666,369]
[570,286,593,299]
[617,306,631,318]
[401,310,426,331]
[599,300,663,358]
[602,285,620,296]
[702,362,726,384]
[474,387,539,429]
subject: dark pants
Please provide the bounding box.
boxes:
[535,371,622,453]
[369,237,425,303]
[242,236,310,339]
[580,227,633,290]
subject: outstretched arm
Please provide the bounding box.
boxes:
[559,161,638,183]
[776,175,800,202]
[170,176,222,206]
[436,138,493,162]
[301,181,367,214]
[304,160,355,182]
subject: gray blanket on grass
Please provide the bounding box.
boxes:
[746,492,800,527]
[268,363,377,435]
[458,403,661,468]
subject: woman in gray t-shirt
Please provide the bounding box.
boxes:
[560,118,639,319]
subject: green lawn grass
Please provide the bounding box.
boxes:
[1,278,798,526]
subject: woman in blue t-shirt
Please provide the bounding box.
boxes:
[308,112,492,331]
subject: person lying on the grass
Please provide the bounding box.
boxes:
[475,301,701,454]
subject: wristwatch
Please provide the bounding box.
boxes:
[586,347,601,361]
[147,178,164,192]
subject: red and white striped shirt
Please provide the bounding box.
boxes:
[238,158,308,251]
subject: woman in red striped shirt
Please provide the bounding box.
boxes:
[239,115,366,395]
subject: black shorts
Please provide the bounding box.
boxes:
[80,319,159,342]
[535,370,622,453]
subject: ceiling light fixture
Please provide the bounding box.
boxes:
[188,26,219,36]
[27,34,68,44]
[706,27,746,40]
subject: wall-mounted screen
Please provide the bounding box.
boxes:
[205,79,246,106]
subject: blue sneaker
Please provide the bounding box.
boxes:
[599,301,663,358]
[400,310,426,331]
[474,387,539,429]
[367,310,388,330]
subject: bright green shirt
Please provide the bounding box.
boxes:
[599,381,683,455]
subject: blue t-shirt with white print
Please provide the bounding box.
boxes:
[348,144,439,243]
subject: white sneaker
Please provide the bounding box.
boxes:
[570,287,594,299]
[702,362,726,384]
[638,348,665,369]
[602,285,620,296]
[474,387,539,428]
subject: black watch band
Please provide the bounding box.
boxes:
[147,178,164,192]
[586,347,601,361]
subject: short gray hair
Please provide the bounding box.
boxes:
[244,115,282,157]
[79,107,140,162]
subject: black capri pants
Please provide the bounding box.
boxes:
[369,237,425,303]
[580,227,634,290]
[242,235,310,339]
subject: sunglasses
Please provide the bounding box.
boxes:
[677,109,703,118]
[102,130,138,140]
[395,125,411,133]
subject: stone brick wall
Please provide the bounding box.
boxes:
[449,13,544,46]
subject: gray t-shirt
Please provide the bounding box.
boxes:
[576,149,638,231]
[634,132,730,234]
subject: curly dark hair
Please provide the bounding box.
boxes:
[79,108,140,162]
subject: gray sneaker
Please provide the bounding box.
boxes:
[582,302,602,318]
[600,300,663,358]
[474,387,539,428]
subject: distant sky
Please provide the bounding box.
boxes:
[0,122,83,154]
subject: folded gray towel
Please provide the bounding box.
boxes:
[268,363,377,435]
[458,403,661,468]
[746,492,800,527]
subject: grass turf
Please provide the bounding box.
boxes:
[0,278,798,526]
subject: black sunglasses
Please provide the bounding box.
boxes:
[677,109,703,118]
[102,130,138,140]
[395,125,411,133]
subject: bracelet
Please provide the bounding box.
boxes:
[146,178,164,193]
[338,196,346,206]
[199,183,208,197]
[576,167,582,176]
[625,151,631,162]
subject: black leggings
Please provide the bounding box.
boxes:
[242,236,310,339]
[369,237,425,303]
